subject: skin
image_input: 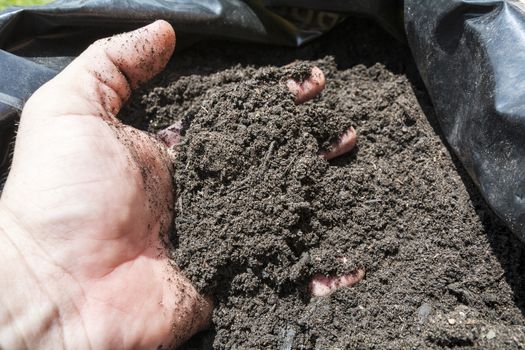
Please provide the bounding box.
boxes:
[310,270,366,297]
[0,21,211,349]
[0,21,363,349]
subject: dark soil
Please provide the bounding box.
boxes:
[121,19,525,349]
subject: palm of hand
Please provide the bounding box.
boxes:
[0,21,210,349]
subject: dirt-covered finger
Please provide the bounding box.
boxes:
[157,120,183,150]
[322,127,357,160]
[25,20,176,123]
[309,268,365,297]
[286,66,326,104]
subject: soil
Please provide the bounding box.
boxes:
[121,19,525,349]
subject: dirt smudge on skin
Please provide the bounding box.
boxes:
[121,19,525,349]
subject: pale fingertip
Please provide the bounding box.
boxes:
[29,20,178,122]
[148,19,177,68]
[309,269,365,297]
[286,79,301,101]
[91,19,176,88]
[157,129,181,149]
[322,126,358,160]
[310,66,326,91]
[287,66,326,104]
[309,274,333,297]
[157,121,182,147]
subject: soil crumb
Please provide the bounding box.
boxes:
[122,19,525,349]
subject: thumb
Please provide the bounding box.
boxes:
[22,20,175,123]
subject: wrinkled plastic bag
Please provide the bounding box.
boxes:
[1,0,525,242]
[406,0,525,237]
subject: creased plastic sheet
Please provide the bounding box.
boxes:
[406,0,525,239]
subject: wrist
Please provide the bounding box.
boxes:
[0,206,88,349]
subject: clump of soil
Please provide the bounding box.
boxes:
[122,19,525,349]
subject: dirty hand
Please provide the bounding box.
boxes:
[0,21,211,349]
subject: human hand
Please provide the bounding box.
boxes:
[0,21,211,349]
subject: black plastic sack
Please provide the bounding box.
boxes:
[406,0,525,238]
[1,0,524,241]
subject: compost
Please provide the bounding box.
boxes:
[121,19,525,349]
